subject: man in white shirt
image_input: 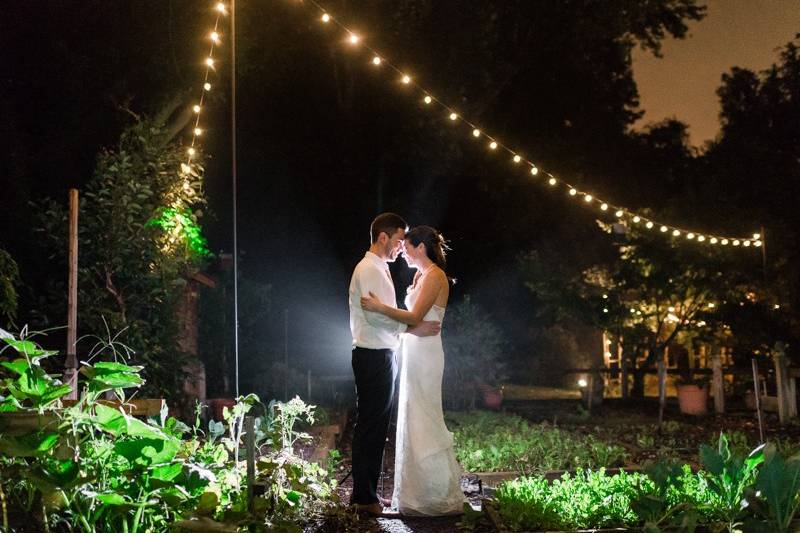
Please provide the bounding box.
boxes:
[348,212,441,515]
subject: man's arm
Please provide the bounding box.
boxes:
[355,265,408,335]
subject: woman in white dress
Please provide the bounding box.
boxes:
[361,225,465,516]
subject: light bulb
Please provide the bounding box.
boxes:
[472,129,481,138]
[672,229,680,236]
[660,226,668,232]
[216,2,226,13]
[632,215,640,223]
[349,34,360,45]
[600,203,608,211]
[687,233,695,239]
[204,82,211,91]
[733,240,740,246]
[449,112,458,121]
[753,233,761,240]
[615,210,623,218]
[321,13,330,23]
[530,166,539,176]
[710,237,718,244]
[205,57,215,67]
[569,188,577,196]
[548,177,556,185]
[372,56,382,65]
[584,195,592,202]
[210,31,221,43]
[180,163,191,175]
[646,221,654,229]
[489,141,498,150]
[513,155,521,163]
[697,235,706,242]
[193,105,201,113]
[721,239,729,245]
[194,128,202,136]
[743,240,751,247]
[187,147,196,157]
[754,240,762,247]
[401,75,411,84]
[423,95,432,104]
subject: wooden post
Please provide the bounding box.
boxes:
[245,415,255,510]
[752,358,764,443]
[712,353,725,414]
[65,189,79,400]
[307,369,311,401]
[587,373,595,413]
[657,360,666,427]
[774,347,796,423]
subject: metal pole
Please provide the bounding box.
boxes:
[752,358,764,444]
[231,0,240,398]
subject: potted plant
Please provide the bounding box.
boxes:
[676,375,709,415]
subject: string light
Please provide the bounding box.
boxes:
[210,31,221,43]
[193,105,201,113]
[216,2,226,14]
[282,0,763,250]
[204,82,211,91]
[205,57,215,67]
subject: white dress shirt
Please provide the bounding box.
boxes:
[349,251,408,350]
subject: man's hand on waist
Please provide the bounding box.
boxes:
[407,320,441,337]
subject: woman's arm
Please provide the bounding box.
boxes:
[361,269,444,326]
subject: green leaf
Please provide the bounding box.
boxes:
[150,462,183,482]
[0,431,60,457]
[1,359,31,376]
[96,493,129,506]
[114,437,180,467]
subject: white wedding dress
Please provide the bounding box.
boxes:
[392,286,465,515]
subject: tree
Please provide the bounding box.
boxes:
[35,109,210,401]
[0,248,20,329]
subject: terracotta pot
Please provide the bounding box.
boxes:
[481,387,503,410]
[677,384,708,415]
[206,398,236,421]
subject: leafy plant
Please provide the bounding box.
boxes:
[753,444,800,533]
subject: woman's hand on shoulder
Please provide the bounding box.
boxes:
[360,291,385,313]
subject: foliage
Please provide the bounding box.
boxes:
[0,331,338,532]
[33,115,210,402]
[447,410,627,474]
[442,296,506,409]
[495,469,647,531]
[0,248,20,328]
[752,444,800,533]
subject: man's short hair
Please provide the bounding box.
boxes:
[370,212,407,243]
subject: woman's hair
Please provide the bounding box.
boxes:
[405,225,449,270]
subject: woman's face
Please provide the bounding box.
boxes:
[402,240,425,268]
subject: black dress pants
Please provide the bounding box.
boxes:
[350,347,397,505]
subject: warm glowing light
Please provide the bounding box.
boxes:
[187,147,196,157]
[660,225,668,232]
[180,163,191,175]
[697,235,706,242]
[672,229,680,236]
[602,294,608,299]
[774,304,781,310]
[615,210,623,218]
[530,166,539,176]
[584,195,592,202]
[210,31,221,43]
[578,379,588,387]
[603,308,608,313]
[349,34,360,45]
[646,221,654,229]
[423,95,432,104]
[204,82,211,91]
[708,303,715,308]
[710,237,718,244]
[721,239,729,245]
[733,240,740,246]
[513,155,521,163]
[489,141,498,150]
[548,177,556,185]
[449,112,458,121]
[193,104,201,113]
[687,233,695,239]
[753,233,761,240]
[194,128,203,136]
[372,56,382,65]
[668,306,675,312]
[754,240,762,247]
[569,188,577,196]
[321,13,331,23]
[632,215,640,223]
[401,75,411,84]
[216,3,226,13]
[472,129,481,137]
[205,57,215,67]
[743,240,751,247]
[600,203,608,211]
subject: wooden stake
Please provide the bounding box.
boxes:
[712,353,725,414]
[657,360,666,428]
[752,358,764,443]
[65,189,79,399]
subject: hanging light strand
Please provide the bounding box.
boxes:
[183,3,228,176]
[301,0,761,248]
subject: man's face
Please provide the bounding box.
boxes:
[384,228,406,262]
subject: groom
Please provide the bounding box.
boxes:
[348,212,441,515]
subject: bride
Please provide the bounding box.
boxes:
[361,225,465,516]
